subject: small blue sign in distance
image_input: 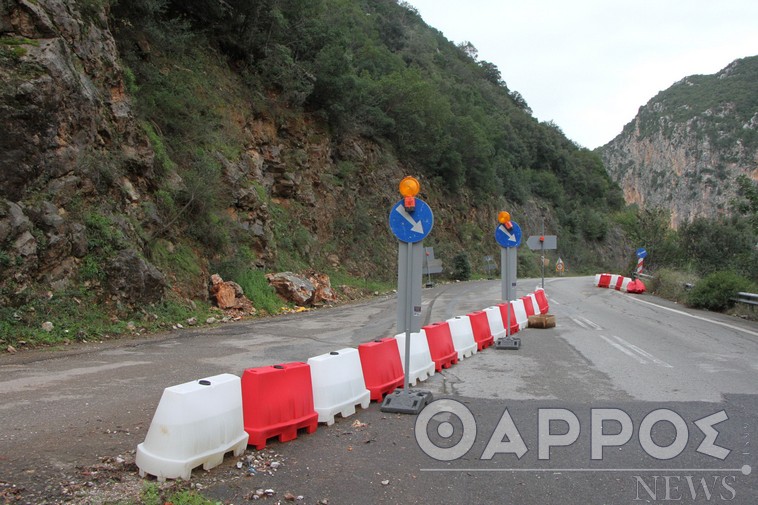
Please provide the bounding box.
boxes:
[389,198,434,243]
[636,247,648,259]
[495,220,522,248]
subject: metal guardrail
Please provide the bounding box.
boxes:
[734,292,758,306]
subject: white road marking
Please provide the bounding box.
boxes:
[578,316,602,330]
[599,335,648,364]
[572,317,588,329]
[612,335,674,368]
[625,295,758,338]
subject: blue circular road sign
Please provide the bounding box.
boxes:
[389,198,434,243]
[495,221,522,248]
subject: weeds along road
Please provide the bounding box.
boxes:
[1,276,757,504]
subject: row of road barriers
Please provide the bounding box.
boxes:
[594,273,646,294]
[136,288,551,481]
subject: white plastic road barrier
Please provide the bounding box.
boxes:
[484,306,506,339]
[394,331,436,386]
[308,348,371,426]
[446,315,478,360]
[511,299,529,330]
[136,373,248,481]
[609,274,621,289]
[618,276,632,292]
[526,293,539,314]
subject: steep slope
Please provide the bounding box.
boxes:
[1,0,628,345]
[598,56,758,228]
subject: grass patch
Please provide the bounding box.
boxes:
[0,289,214,349]
[269,203,313,272]
[133,482,222,505]
[0,35,39,59]
[149,239,203,287]
[141,121,176,175]
[233,269,285,315]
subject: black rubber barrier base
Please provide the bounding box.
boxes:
[380,389,433,414]
[495,336,522,350]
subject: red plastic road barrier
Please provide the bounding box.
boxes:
[521,296,536,317]
[422,322,458,371]
[614,276,626,291]
[498,303,520,335]
[358,338,404,401]
[242,362,318,450]
[627,279,646,294]
[467,311,494,350]
[597,273,612,288]
[534,289,550,314]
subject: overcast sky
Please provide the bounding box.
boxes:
[402,0,758,149]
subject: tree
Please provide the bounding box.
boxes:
[678,217,753,275]
[457,41,478,61]
[734,174,758,232]
[478,60,503,87]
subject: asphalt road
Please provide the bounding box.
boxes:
[1,276,757,504]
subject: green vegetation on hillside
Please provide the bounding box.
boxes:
[110,0,623,274]
[628,55,758,155]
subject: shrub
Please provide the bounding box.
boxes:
[451,252,471,281]
[649,269,699,304]
[687,271,754,311]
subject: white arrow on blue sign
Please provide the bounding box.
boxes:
[389,198,434,243]
[495,221,522,248]
[636,247,647,259]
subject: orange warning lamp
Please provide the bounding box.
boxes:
[498,211,513,231]
[399,176,420,212]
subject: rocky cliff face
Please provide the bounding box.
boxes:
[598,57,758,228]
[0,0,477,310]
[0,0,167,305]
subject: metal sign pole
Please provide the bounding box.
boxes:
[541,240,545,289]
[504,247,511,337]
[403,241,413,392]
[541,218,545,289]
[500,246,507,302]
[505,246,517,301]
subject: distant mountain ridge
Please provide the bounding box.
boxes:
[598,55,758,228]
